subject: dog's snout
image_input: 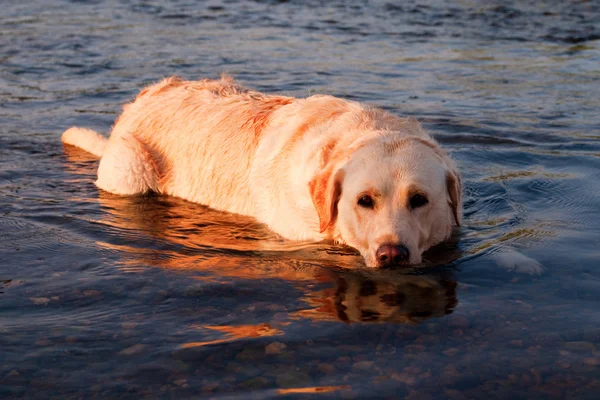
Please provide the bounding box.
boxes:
[376,244,410,267]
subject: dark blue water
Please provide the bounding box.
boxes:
[2,1,600,398]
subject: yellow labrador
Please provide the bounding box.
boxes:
[62,76,462,268]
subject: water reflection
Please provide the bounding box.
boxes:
[181,324,284,349]
[296,270,457,324]
[277,386,350,395]
[83,173,459,326]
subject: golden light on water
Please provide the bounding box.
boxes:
[180,324,284,349]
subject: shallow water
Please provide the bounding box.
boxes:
[2,0,600,398]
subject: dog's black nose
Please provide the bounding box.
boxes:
[376,244,410,267]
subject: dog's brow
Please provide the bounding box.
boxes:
[383,137,438,155]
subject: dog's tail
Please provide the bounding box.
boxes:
[61,127,108,158]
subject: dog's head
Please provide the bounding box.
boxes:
[309,132,461,268]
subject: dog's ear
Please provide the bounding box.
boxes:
[309,167,345,233]
[445,168,462,227]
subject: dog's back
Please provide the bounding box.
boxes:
[86,76,293,215]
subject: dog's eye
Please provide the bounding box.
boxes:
[409,193,428,209]
[358,195,374,208]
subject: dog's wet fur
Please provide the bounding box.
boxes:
[62,76,461,268]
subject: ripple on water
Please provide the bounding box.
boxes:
[0,217,76,253]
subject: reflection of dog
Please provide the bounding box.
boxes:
[82,192,459,325]
[62,76,461,267]
[296,271,457,324]
[90,192,360,280]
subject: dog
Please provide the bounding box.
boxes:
[62,75,462,268]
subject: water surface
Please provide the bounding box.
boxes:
[1,1,600,399]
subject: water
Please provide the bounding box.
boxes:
[1,0,600,398]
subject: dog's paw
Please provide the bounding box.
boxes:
[492,249,545,276]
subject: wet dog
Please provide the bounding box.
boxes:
[62,76,462,267]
